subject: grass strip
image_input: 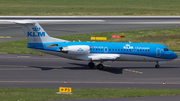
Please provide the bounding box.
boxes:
[0,28,180,54]
[0,0,180,15]
[1,88,180,101]
[55,28,180,52]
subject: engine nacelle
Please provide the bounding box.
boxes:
[60,45,90,54]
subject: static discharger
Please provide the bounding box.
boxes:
[56,87,73,94]
[91,37,107,40]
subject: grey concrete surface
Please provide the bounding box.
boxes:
[1,16,180,43]
[0,24,179,43]
[0,53,180,89]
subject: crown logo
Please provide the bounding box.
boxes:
[77,48,83,51]
[32,26,41,31]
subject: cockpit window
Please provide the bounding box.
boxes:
[164,48,169,51]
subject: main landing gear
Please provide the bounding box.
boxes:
[88,61,104,70]
[155,61,160,68]
[97,63,104,70]
[88,62,95,69]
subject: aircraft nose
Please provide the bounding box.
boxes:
[172,52,178,59]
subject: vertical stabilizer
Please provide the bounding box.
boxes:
[13,20,68,43]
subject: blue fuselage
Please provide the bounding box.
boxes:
[27,42,178,60]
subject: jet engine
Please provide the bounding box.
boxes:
[60,45,90,54]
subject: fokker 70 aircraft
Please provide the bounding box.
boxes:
[11,20,177,69]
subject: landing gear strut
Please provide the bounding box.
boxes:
[97,64,104,70]
[155,61,160,68]
[88,62,95,69]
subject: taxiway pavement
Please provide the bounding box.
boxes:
[0,53,180,89]
[1,16,180,43]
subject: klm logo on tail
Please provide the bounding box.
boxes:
[27,26,45,37]
[32,26,41,31]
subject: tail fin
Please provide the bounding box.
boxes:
[13,20,68,43]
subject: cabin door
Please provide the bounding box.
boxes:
[156,48,161,57]
[104,47,108,53]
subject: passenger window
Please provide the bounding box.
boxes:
[101,49,103,51]
[93,49,95,51]
[109,49,111,51]
[129,49,131,51]
[115,49,117,51]
[132,49,134,51]
[118,49,120,51]
[121,49,123,51]
[112,49,114,51]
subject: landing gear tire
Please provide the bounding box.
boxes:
[155,61,160,68]
[155,64,160,68]
[97,64,104,70]
[88,62,95,69]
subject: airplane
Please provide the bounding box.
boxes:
[10,20,177,70]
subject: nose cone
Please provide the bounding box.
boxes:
[172,52,178,59]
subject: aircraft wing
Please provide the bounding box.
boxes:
[88,54,120,61]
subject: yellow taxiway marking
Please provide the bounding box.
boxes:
[0,36,11,38]
[96,63,112,67]
[104,65,111,67]
[96,64,142,74]
[124,69,143,74]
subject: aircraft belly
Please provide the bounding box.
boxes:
[117,54,171,62]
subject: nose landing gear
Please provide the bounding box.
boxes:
[155,61,160,68]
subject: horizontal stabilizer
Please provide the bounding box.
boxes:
[0,20,104,24]
[12,20,35,24]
